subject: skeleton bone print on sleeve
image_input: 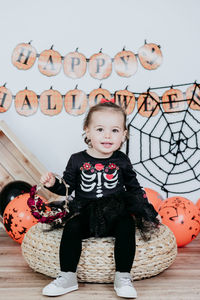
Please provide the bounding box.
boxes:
[80,162,119,198]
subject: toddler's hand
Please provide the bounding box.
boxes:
[40,172,56,188]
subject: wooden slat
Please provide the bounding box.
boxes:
[0,121,47,174]
[0,133,42,184]
[0,163,14,191]
[0,143,36,185]
[0,227,200,300]
[0,121,54,199]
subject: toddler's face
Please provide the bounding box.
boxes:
[85,109,127,158]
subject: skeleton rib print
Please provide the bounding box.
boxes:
[80,162,119,198]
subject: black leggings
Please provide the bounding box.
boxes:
[59,213,136,273]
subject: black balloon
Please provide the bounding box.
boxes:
[0,181,32,216]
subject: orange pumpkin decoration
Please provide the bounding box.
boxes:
[0,85,12,113]
[15,88,38,116]
[115,89,135,115]
[162,88,185,113]
[137,91,160,117]
[114,50,138,77]
[40,88,63,116]
[64,89,87,116]
[88,52,112,79]
[89,88,111,107]
[38,47,62,76]
[3,193,46,244]
[12,42,37,70]
[63,51,87,78]
[138,43,163,70]
[186,84,200,111]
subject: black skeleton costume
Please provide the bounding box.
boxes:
[48,150,159,237]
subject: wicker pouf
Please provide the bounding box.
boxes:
[22,223,177,283]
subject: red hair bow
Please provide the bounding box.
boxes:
[100,98,115,104]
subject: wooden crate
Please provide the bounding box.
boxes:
[0,120,53,200]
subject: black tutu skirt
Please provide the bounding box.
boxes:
[64,190,159,239]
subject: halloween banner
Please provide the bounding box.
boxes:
[0,82,199,116]
[11,42,163,79]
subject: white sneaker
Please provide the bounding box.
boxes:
[42,271,78,296]
[114,272,137,298]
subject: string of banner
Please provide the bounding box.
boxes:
[0,82,199,116]
[11,41,163,78]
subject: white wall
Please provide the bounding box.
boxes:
[0,0,199,203]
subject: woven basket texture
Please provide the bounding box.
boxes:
[22,223,177,283]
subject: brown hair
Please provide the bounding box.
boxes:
[83,102,128,146]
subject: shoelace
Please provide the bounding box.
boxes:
[53,276,68,287]
[119,277,133,287]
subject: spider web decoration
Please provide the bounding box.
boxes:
[126,82,200,198]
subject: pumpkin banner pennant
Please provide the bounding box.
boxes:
[15,87,38,116]
[0,84,12,113]
[0,82,199,116]
[138,42,162,70]
[11,42,163,79]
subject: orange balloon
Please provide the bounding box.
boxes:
[144,188,163,212]
[159,196,200,247]
[196,198,200,221]
[3,193,47,244]
[196,198,200,209]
